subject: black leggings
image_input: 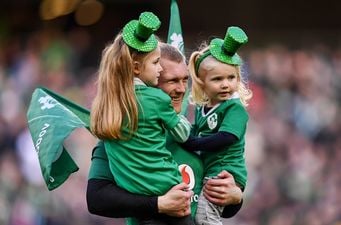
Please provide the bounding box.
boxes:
[137,214,194,225]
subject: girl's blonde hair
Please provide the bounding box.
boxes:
[90,34,149,140]
[188,45,252,107]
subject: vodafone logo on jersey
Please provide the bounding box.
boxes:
[178,164,195,190]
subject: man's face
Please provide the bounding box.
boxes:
[158,58,189,113]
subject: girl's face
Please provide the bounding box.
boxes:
[201,60,239,107]
[134,46,163,87]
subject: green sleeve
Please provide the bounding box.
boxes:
[220,103,248,139]
[168,115,191,143]
[156,90,180,129]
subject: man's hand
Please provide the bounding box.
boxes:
[203,170,242,206]
[158,183,193,217]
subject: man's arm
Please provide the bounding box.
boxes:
[204,170,243,218]
[87,179,192,218]
[86,141,192,218]
[157,183,193,217]
[87,178,158,217]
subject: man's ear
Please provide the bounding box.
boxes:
[133,61,141,75]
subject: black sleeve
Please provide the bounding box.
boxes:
[221,199,243,218]
[87,178,158,218]
[181,131,238,152]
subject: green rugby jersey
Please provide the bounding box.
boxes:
[105,85,183,196]
[166,134,204,217]
[193,98,248,188]
[89,137,204,225]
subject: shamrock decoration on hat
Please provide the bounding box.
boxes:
[210,26,248,65]
[122,12,161,52]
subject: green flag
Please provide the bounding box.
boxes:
[167,0,184,54]
[166,0,193,119]
[27,87,91,190]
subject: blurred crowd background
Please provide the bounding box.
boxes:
[0,0,340,225]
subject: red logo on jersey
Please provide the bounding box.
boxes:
[181,166,190,184]
[178,164,195,190]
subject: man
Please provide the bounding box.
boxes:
[86,43,243,223]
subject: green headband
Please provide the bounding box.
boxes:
[194,50,211,74]
[194,26,248,74]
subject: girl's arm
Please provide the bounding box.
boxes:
[181,131,238,152]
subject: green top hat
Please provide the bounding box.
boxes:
[210,26,248,65]
[122,12,161,52]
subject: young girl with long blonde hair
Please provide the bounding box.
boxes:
[90,12,193,225]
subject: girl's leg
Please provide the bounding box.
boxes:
[195,191,224,225]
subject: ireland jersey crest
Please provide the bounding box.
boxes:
[207,113,218,130]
